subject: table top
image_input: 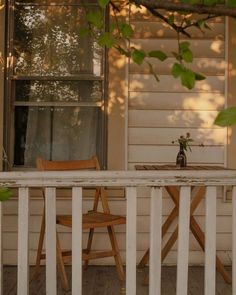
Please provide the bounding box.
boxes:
[135,165,231,171]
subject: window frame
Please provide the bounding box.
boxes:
[4,0,108,170]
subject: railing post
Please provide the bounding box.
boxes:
[149,187,162,295]
[176,186,191,295]
[126,187,137,295]
[17,187,29,295]
[205,186,217,295]
[232,186,236,295]
[45,187,57,295]
[72,187,82,295]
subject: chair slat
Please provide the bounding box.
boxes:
[126,187,137,295]
[72,187,82,295]
[17,188,29,295]
[45,188,57,295]
[176,186,191,295]
[149,187,163,295]
[205,186,217,295]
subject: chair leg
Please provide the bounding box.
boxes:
[84,228,95,269]
[107,226,125,282]
[33,209,46,278]
[56,233,70,291]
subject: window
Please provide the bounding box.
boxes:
[5,0,107,169]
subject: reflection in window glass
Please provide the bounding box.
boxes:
[15,80,102,102]
[14,4,103,76]
[8,0,106,168]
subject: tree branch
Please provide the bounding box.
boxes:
[131,0,236,18]
[147,7,191,38]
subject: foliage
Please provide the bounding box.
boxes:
[81,0,236,91]
[214,107,236,126]
[1,0,236,126]
[172,132,204,151]
[0,188,12,201]
[172,132,194,152]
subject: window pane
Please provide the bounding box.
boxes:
[15,80,102,102]
[14,106,102,167]
[14,4,103,76]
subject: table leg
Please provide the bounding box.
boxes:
[142,186,205,285]
[138,205,179,268]
[190,216,232,284]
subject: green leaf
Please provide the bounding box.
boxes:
[182,50,193,63]
[168,14,174,25]
[172,63,184,78]
[227,0,236,7]
[190,0,202,4]
[148,50,167,61]
[214,107,236,126]
[179,42,190,51]
[79,27,90,37]
[0,188,12,202]
[195,72,206,80]
[181,69,196,89]
[131,49,146,65]
[204,0,218,5]
[119,23,134,38]
[98,32,115,48]
[98,0,110,8]
[86,10,103,28]
[197,19,204,30]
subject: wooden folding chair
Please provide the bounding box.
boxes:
[34,155,125,290]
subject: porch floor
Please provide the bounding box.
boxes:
[3,265,232,294]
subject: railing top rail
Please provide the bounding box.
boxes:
[0,170,236,187]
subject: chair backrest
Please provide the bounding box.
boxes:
[36,155,110,213]
[36,155,100,171]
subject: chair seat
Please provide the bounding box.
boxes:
[56,211,126,229]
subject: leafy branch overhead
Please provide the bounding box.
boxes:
[82,0,236,90]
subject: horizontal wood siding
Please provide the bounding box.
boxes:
[126,5,229,265]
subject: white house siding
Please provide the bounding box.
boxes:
[1,7,232,268]
[127,7,231,265]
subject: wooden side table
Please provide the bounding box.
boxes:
[135,165,232,285]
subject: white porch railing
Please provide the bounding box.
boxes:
[0,170,236,295]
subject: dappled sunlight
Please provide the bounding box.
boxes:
[183,93,225,110]
[210,40,223,54]
[167,110,218,128]
[227,128,233,144]
[194,129,227,145]
[196,59,227,71]
[108,90,125,116]
[229,62,236,77]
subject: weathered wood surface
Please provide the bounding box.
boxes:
[1,170,236,187]
[2,266,232,295]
